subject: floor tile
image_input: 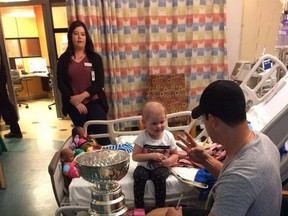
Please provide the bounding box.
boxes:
[0,99,72,216]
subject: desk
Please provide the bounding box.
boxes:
[20,72,48,78]
[16,73,49,101]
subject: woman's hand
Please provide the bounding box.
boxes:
[75,103,88,114]
[70,94,85,106]
[70,91,90,106]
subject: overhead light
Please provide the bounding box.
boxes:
[4,11,35,17]
[0,0,30,2]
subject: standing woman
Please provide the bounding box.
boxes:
[57,20,110,145]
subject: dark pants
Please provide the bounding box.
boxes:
[68,100,110,145]
[133,166,170,208]
[0,85,21,134]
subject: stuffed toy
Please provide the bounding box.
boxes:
[60,148,79,179]
[69,126,102,153]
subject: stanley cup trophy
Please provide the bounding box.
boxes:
[76,149,130,216]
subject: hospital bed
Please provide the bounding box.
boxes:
[195,54,288,152]
[247,73,288,182]
[229,56,288,182]
[231,54,287,109]
[48,111,207,214]
[220,54,288,182]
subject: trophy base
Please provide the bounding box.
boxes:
[88,206,130,216]
[89,181,130,216]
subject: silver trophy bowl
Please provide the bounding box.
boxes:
[76,149,130,216]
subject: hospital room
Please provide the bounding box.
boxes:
[1,0,288,215]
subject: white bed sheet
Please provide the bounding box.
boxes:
[69,136,203,209]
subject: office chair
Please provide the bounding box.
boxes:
[10,70,29,109]
[48,102,55,110]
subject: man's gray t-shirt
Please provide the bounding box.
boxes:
[207,131,281,216]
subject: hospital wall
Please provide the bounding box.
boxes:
[240,0,283,64]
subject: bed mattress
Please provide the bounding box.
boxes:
[69,142,205,209]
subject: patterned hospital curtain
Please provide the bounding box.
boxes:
[66,0,227,120]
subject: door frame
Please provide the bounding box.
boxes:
[0,17,17,114]
[0,0,63,118]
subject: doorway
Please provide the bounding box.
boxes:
[0,0,67,119]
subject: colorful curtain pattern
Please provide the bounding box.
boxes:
[66,0,227,119]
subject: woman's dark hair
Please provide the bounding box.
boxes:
[66,20,94,58]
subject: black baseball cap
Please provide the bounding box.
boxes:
[191,80,246,122]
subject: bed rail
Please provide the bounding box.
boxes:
[48,137,71,207]
[84,111,195,144]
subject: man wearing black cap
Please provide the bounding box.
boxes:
[147,80,281,216]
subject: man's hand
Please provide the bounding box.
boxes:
[146,207,182,216]
[166,207,183,216]
[176,131,209,165]
[176,131,223,178]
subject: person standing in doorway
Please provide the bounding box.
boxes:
[0,51,22,139]
[57,20,110,145]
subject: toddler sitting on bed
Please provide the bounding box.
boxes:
[131,101,179,215]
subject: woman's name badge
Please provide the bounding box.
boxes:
[91,71,95,81]
[84,62,92,67]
